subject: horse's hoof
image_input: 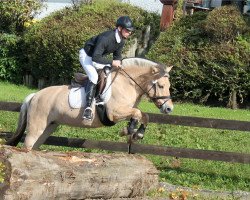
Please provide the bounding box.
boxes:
[120,127,136,137]
[136,133,144,139]
[127,132,143,143]
[132,132,144,140]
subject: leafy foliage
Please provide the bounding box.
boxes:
[204,5,247,42]
[0,0,45,83]
[22,0,160,86]
[147,6,250,107]
[0,0,45,34]
[0,33,23,83]
[0,161,5,183]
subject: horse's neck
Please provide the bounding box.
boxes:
[116,67,153,99]
[122,67,152,85]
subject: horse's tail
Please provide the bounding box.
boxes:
[6,93,35,146]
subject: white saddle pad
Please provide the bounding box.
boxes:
[68,73,112,109]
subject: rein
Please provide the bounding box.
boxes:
[119,66,171,108]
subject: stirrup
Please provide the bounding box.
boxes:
[83,107,93,120]
[96,101,104,106]
[95,96,104,106]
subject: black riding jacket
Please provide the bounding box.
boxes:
[83,29,125,65]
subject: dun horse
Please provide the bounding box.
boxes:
[7,58,173,150]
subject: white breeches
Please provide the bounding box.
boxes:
[79,49,108,84]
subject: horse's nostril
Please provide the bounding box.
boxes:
[166,107,172,113]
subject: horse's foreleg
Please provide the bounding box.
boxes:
[127,118,138,134]
[135,112,149,139]
[25,123,58,150]
[116,108,149,140]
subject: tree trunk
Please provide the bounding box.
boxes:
[227,89,238,109]
[0,145,159,200]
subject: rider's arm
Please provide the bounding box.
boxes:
[92,38,112,65]
[112,42,124,68]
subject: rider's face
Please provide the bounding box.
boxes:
[118,27,132,39]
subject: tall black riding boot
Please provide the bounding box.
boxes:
[83,81,96,120]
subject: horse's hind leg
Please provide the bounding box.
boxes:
[25,123,58,150]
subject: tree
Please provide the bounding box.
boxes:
[0,0,45,34]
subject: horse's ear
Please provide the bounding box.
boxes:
[152,66,166,78]
[152,67,159,74]
[166,65,173,73]
[152,67,164,78]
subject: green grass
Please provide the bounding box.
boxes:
[0,80,249,194]
[0,81,37,102]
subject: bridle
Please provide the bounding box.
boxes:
[148,78,172,109]
[119,67,172,109]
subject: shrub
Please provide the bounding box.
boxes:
[0,33,23,83]
[147,6,250,108]
[204,5,247,42]
[22,0,160,86]
[0,0,45,34]
[0,0,45,84]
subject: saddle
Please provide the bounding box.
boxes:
[71,67,115,126]
[71,66,111,98]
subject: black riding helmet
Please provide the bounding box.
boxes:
[116,16,134,31]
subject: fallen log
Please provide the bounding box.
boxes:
[0,145,159,200]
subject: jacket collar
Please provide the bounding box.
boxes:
[115,29,121,43]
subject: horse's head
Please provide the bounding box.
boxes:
[121,58,174,114]
[146,65,174,114]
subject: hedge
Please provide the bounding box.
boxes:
[22,0,160,86]
[147,5,250,108]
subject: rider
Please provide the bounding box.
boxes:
[79,16,134,120]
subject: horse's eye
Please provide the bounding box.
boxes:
[158,84,164,89]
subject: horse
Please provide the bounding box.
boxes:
[6,57,173,150]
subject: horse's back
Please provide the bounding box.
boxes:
[29,85,70,116]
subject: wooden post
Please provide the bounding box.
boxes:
[160,0,178,31]
[160,4,174,31]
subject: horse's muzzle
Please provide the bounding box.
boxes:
[161,102,174,114]
[152,96,173,114]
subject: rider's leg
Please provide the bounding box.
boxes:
[83,81,96,120]
[79,49,98,120]
[92,62,111,104]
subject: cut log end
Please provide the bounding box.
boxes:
[0,145,159,199]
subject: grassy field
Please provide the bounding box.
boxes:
[0,81,250,196]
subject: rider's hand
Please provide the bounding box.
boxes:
[112,60,121,68]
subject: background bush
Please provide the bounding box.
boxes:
[22,0,160,86]
[0,0,44,34]
[0,33,23,83]
[147,5,250,108]
[0,0,45,84]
